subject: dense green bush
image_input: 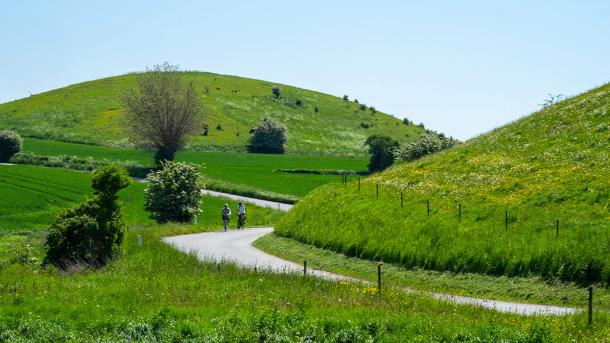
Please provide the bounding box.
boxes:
[395,132,460,162]
[44,164,131,268]
[10,152,152,178]
[144,161,204,223]
[364,135,399,172]
[272,86,281,99]
[247,118,287,154]
[0,130,22,162]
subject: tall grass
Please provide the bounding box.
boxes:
[276,83,610,286]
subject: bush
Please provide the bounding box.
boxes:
[369,106,376,113]
[272,87,281,99]
[402,118,410,125]
[395,132,460,162]
[247,118,287,154]
[343,95,349,101]
[359,104,367,111]
[295,99,302,107]
[360,122,370,129]
[144,161,204,223]
[44,164,131,268]
[0,130,22,162]
[364,135,399,173]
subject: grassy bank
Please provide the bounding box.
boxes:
[255,233,610,309]
[275,83,610,285]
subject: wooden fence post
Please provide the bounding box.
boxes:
[376,184,379,199]
[556,219,559,237]
[304,260,307,276]
[427,199,430,218]
[589,286,593,326]
[377,261,383,295]
[357,176,360,192]
[400,192,403,208]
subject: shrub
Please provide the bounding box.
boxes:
[216,123,223,130]
[144,161,204,223]
[364,135,399,173]
[0,130,22,162]
[402,118,410,125]
[295,99,302,107]
[354,99,359,104]
[202,125,209,136]
[44,164,131,268]
[360,122,370,129]
[359,104,367,111]
[369,106,376,113]
[343,95,349,101]
[247,118,287,154]
[272,87,281,99]
[395,132,460,162]
[314,106,319,113]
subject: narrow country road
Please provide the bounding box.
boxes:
[164,227,579,316]
[201,190,293,212]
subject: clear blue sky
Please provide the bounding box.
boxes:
[1,0,609,140]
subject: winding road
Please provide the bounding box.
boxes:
[165,191,580,316]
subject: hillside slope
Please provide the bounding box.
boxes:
[0,72,425,156]
[276,83,610,285]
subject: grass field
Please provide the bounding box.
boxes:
[20,137,368,199]
[0,164,281,264]
[276,83,610,286]
[0,72,426,156]
[2,223,609,341]
[255,233,610,309]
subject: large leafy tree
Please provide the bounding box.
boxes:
[364,135,399,173]
[122,63,203,165]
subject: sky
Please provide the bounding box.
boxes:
[1,0,609,140]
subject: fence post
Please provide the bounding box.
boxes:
[400,192,403,208]
[556,219,559,237]
[376,184,379,199]
[427,198,430,218]
[589,286,593,326]
[304,260,307,276]
[358,176,361,192]
[278,203,280,211]
[377,261,383,295]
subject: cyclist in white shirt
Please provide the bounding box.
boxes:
[236,202,246,229]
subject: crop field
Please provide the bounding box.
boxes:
[21,138,368,198]
[0,164,280,264]
[276,83,610,286]
[0,72,425,156]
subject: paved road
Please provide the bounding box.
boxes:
[201,189,293,212]
[164,227,579,316]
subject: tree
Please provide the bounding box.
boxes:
[247,118,287,154]
[144,161,204,223]
[122,63,203,165]
[272,86,282,99]
[44,164,131,269]
[0,130,22,162]
[364,135,399,173]
[395,132,460,162]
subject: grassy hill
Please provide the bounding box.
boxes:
[0,72,425,156]
[276,83,610,285]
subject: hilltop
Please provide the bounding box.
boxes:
[276,83,610,285]
[0,72,426,156]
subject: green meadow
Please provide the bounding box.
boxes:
[276,83,610,286]
[20,138,367,201]
[0,72,425,156]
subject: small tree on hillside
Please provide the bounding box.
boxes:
[44,164,131,269]
[0,130,22,162]
[272,87,282,99]
[247,118,287,154]
[122,63,203,165]
[365,135,399,173]
[144,161,204,223]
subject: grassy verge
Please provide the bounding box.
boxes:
[255,233,610,310]
[2,224,609,341]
